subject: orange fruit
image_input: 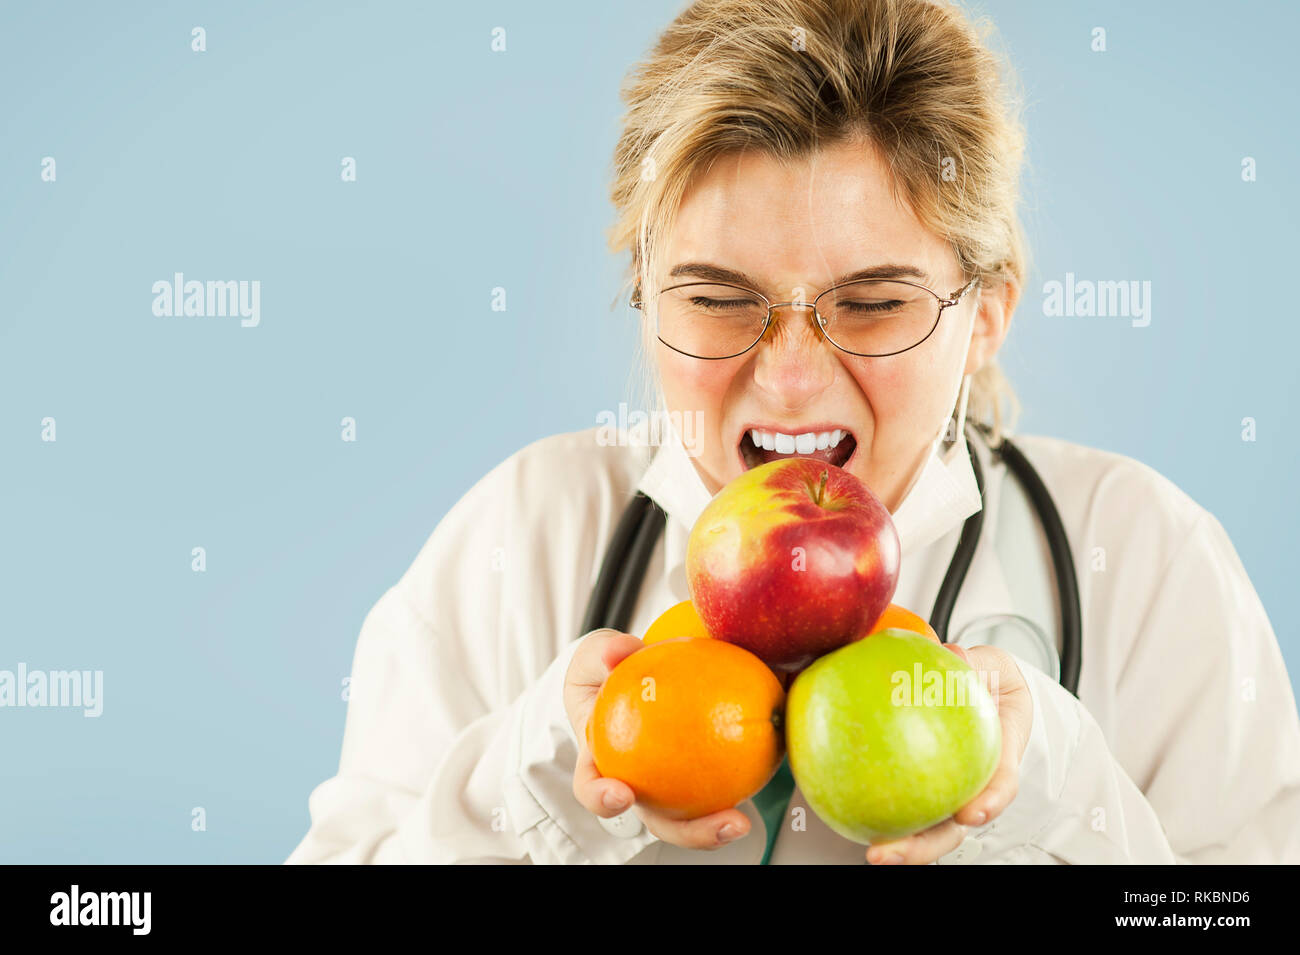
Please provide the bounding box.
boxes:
[642,598,712,644]
[587,637,785,819]
[865,603,941,644]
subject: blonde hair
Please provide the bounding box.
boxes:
[608,0,1026,445]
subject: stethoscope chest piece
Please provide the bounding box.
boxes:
[951,612,1061,684]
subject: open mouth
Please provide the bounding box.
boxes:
[739,426,858,471]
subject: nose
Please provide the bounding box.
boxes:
[751,303,838,405]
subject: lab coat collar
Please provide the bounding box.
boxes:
[891,429,985,557]
[634,421,985,569]
[890,430,1023,640]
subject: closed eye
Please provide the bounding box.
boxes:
[840,300,904,314]
[689,296,762,311]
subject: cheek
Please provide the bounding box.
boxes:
[843,358,911,417]
[659,350,733,414]
[844,352,952,434]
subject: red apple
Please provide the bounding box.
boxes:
[686,458,900,670]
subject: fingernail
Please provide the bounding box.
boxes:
[971,810,988,825]
[870,850,904,865]
[718,824,741,843]
[603,791,627,811]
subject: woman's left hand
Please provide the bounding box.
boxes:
[864,643,1034,865]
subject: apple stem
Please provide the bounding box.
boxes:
[815,469,829,506]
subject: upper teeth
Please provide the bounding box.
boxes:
[750,428,847,453]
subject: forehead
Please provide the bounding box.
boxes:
[664,141,950,290]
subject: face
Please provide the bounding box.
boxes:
[653,138,1015,510]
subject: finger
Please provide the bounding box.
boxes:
[959,643,1010,699]
[636,805,754,851]
[867,818,966,865]
[953,723,1023,826]
[960,643,1033,758]
[571,744,637,818]
[952,652,1031,827]
[962,645,1033,738]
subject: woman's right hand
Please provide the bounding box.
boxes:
[563,628,753,850]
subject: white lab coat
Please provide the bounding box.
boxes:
[285,423,1300,864]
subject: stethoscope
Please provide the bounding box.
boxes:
[580,420,1081,697]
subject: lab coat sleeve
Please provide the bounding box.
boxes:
[1117,510,1300,863]
[963,511,1300,864]
[962,658,1179,863]
[947,650,1178,864]
[285,591,656,864]
[285,444,662,865]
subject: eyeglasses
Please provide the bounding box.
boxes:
[631,276,980,360]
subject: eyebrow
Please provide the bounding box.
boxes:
[667,261,932,291]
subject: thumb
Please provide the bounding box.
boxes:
[600,632,647,672]
[943,642,970,665]
[566,630,646,745]
[568,630,645,691]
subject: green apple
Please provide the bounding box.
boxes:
[786,629,1002,844]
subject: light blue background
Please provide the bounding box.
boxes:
[1,1,1296,863]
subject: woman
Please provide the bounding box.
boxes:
[286,0,1300,864]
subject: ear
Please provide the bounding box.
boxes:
[963,275,1020,377]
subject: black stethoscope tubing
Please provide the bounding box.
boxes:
[581,423,1082,697]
